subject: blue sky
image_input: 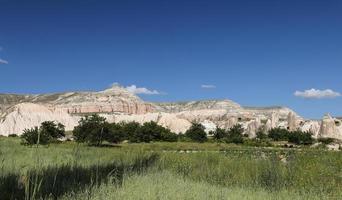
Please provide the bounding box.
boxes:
[0,0,341,119]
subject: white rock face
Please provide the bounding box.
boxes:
[201,120,217,133]
[0,103,79,136]
[301,121,321,138]
[319,114,342,140]
[1,85,341,141]
[246,118,261,138]
[271,112,279,128]
[287,112,297,131]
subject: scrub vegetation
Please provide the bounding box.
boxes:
[0,136,341,200]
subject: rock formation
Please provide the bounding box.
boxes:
[319,114,342,140]
[287,112,297,131]
[246,118,261,138]
[0,84,341,140]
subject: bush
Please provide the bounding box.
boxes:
[132,121,177,143]
[268,128,290,141]
[212,127,228,140]
[121,121,141,142]
[8,134,18,137]
[73,114,110,146]
[225,124,244,144]
[106,123,126,144]
[288,131,314,145]
[318,137,335,145]
[185,123,207,143]
[256,128,268,140]
[243,138,273,147]
[40,121,65,139]
[21,121,66,145]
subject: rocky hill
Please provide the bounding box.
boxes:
[0,85,341,140]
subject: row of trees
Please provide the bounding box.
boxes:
[20,114,318,146]
[72,115,178,146]
[260,127,315,145]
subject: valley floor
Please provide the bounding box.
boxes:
[0,137,341,199]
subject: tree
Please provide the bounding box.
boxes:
[132,121,177,143]
[226,124,244,144]
[73,114,109,146]
[106,122,126,144]
[121,121,141,142]
[288,131,314,145]
[40,121,65,139]
[212,127,228,140]
[268,128,290,141]
[256,127,268,140]
[21,121,66,145]
[185,123,207,143]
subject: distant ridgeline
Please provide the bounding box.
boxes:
[0,84,341,140]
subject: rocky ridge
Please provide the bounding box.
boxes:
[0,85,341,140]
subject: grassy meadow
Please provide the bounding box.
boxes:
[0,137,341,199]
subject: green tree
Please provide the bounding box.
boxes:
[288,131,314,145]
[73,114,109,146]
[185,123,207,143]
[132,121,177,143]
[268,128,290,141]
[212,127,228,140]
[226,124,244,144]
[21,121,65,145]
[40,121,65,139]
[106,122,126,144]
[121,121,141,142]
[256,127,268,140]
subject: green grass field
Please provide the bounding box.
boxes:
[1,137,341,199]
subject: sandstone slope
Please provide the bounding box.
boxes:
[0,85,341,140]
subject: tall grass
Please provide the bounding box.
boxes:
[157,150,342,197]
[60,171,327,200]
[0,137,159,199]
[0,153,158,199]
[1,137,341,199]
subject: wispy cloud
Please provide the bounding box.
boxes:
[125,85,162,95]
[0,59,8,64]
[294,88,341,99]
[201,84,216,89]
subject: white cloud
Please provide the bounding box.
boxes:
[0,59,8,64]
[125,85,161,95]
[201,84,216,89]
[294,88,341,99]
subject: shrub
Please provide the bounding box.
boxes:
[212,127,228,140]
[8,134,18,137]
[106,123,126,144]
[21,127,50,145]
[185,123,207,143]
[40,121,65,139]
[256,127,268,140]
[243,138,273,147]
[132,121,177,143]
[318,137,335,145]
[73,114,110,146]
[21,121,66,145]
[121,121,141,142]
[225,124,244,144]
[288,131,314,145]
[268,128,290,141]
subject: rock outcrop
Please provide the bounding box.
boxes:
[0,84,341,140]
[246,118,261,138]
[319,114,342,140]
[287,112,297,131]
